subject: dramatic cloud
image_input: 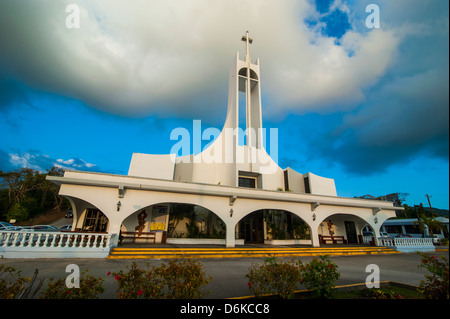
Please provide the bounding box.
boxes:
[0,0,400,119]
[292,66,449,175]
[0,0,448,183]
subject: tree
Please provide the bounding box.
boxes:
[0,166,69,221]
[7,203,29,222]
[414,214,444,237]
[354,192,409,207]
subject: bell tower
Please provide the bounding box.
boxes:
[223,31,263,151]
[173,31,282,188]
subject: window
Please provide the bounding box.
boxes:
[384,225,402,234]
[82,209,108,232]
[284,170,289,191]
[239,176,256,188]
[304,177,310,193]
[404,225,421,234]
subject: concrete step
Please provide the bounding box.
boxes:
[107,246,401,259]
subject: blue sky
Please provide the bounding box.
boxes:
[0,0,448,209]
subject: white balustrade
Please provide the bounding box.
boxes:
[377,236,435,252]
[363,236,374,245]
[0,230,115,258]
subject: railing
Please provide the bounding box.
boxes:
[375,237,435,252]
[0,230,115,258]
[363,236,374,245]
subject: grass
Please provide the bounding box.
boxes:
[286,284,423,299]
[293,282,424,299]
[235,281,424,299]
[331,284,424,299]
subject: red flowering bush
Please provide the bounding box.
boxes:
[111,261,162,299]
[0,265,31,299]
[246,257,301,299]
[39,269,104,299]
[417,252,449,299]
[111,259,211,299]
[246,261,271,298]
[298,255,340,299]
[155,258,212,299]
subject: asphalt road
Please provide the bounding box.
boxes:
[0,250,447,299]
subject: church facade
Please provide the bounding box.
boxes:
[47,33,400,248]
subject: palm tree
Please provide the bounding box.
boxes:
[414,214,444,237]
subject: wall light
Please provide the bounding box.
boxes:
[230,209,233,217]
[374,216,378,224]
[117,201,121,211]
[312,213,316,221]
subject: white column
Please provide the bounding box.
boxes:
[225,220,236,248]
[310,225,320,247]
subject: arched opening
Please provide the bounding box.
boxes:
[66,196,110,233]
[236,209,311,245]
[318,213,370,245]
[237,210,264,243]
[238,67,258,80]
[361,224,377,246]
[167,203,225,240]
[80,208,108,233]
[120,203,226,245]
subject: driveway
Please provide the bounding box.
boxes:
[0,250,446,299]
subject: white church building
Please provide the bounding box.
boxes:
[47,32,400,249]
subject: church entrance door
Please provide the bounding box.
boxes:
[344,221,358,244]
[240,211,264,244]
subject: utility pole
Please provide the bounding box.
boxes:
[414,205,423,237]
[425,194,435,217]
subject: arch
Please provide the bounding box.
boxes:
[238,67,258,80]
[120,196,224,225]
[120,202,227,245]
[233,202,313,230]
[361,223,376,236]
[317,213,372,245]
[167,202,226,239]
[235,208,312,244]
[64,195,110,233]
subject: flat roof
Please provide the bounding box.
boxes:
[383,217,449,225]
[46,169,401,211]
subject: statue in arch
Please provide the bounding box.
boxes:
[135,210,147,234]
[327,219,335,236]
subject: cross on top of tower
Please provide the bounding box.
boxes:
[241,31,253,61]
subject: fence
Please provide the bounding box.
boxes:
[0,230,115,258]
[375,237,435,252]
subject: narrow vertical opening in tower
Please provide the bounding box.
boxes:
[238,90,247,146]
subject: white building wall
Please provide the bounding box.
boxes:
[306,172,337,196]
[128,153,175,180]
[285,167,306,193]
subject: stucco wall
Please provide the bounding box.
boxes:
[128,153,175,180]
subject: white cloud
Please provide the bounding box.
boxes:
[57,159,74,165]
[9,152,97,172]
[9,153,43,171]
[0,0,401,118]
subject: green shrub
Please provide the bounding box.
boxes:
[417,252,449,299]
[0,265,31,299]
[246,257,301,299]
[298,255,340,299]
